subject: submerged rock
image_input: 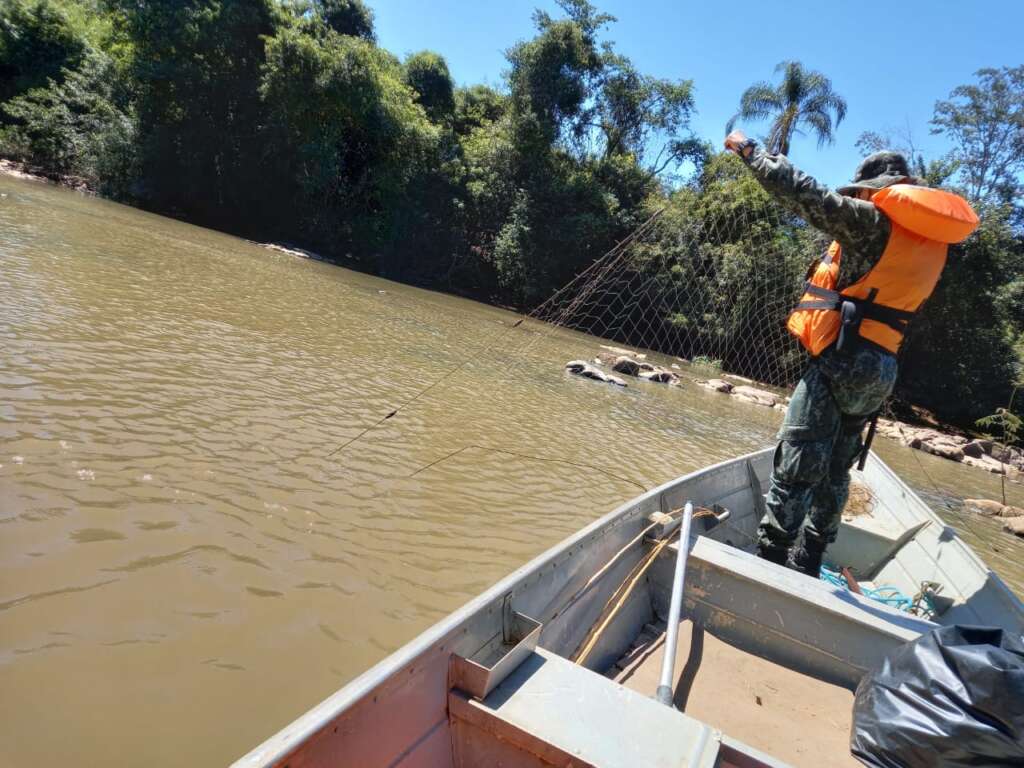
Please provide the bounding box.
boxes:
[600,345,645,360]
[960,454,1004,473]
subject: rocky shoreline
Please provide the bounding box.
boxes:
[0,158,93,192]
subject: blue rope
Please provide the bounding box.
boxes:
[820,565,915,612]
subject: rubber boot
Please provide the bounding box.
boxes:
[757,542,789,567]
[787,537,826,578]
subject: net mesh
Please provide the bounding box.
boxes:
[520,193,827,390]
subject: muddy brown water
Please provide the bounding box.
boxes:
[2,175,1022,767]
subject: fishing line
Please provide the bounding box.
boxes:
[326,317,525,457]
[898,423,1007,554]
[326,208,667,460]
[879,332,1005,553]
[869,382,1001,554]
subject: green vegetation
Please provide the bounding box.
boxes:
[0,1,1022,434]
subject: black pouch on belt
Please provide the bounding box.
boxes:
[835,288,879,354]
[836,299,863,354]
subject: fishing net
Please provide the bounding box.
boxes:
[519,191,826,390]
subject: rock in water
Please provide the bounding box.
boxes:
[962,439,994,459]
[1003,517,1024,537]
[701,379,733,393]
[639,370,676,384]
[611,356,641,376]
[920,439,966,462]
[565,360,626,387]
[963,499,1024,518]
[732,385,777,407]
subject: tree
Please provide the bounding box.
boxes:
[931,66,1024,208]
[404,51,455,124]
[0,0,87,104]
[453,84,507,136]
[505,1,608,149]
[475,0,698,304]
[0,50,136,195]
[112,0,281,225]
[259,26,438,261]
[311,0,374,40]
[726,61,847,156]
[595,54,699,178]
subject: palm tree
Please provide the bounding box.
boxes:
[726,61,847,156]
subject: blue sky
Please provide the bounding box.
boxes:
[370,0,1022,187]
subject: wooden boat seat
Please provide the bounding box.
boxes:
[449,647,783,767]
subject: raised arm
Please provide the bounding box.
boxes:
[724,132,890,287]
[743,149,883,242]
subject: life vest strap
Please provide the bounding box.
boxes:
[793,300,839,312]
[795,281,915,332]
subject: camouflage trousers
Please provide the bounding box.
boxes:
[758,346,898,551]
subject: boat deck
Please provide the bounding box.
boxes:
[606,619,861,768]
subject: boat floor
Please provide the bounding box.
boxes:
[606,619,860,768]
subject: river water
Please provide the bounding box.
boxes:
[2,175,1022,767]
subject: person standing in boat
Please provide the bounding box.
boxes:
[723,131,978,578]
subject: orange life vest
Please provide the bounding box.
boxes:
[787,185,979,357]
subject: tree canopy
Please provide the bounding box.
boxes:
[931,66,1024,211]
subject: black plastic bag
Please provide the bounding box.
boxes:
[851,625,1024,767]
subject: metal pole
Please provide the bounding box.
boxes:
[656,501,692,706]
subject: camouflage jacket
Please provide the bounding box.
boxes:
[743,149,891,290]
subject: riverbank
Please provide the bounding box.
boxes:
[0,158,94,192]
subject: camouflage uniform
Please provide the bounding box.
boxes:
[742,149,900,558]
